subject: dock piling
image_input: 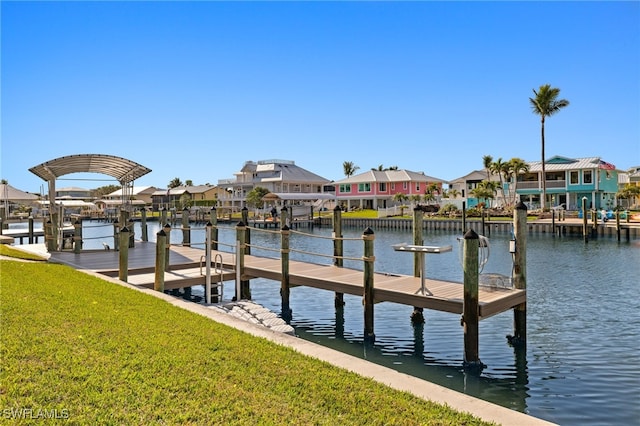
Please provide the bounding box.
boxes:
[118,226,129,282]
[363,227,375,342]
[510,201,528,347]
[333,206,345,307]
[154,228,167,292]
[281,225,292,321]
[462,228,482,370]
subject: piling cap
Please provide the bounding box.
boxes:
[363,227,375,235]
[515,201,528,210]
[120,226,130,232]
[205,221,212,227]
[464,228,479,239]
[281,225,290,231]
[236,221,246,227]
[333,205,342,212]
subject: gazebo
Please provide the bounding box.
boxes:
[29,154,151,251]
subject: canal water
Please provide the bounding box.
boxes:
[9,220,640,425]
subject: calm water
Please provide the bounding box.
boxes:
[10,220,640,425]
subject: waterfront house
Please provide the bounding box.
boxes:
[515,156,619,211]
[217,159,331,212]
[150,185,222,211]
[95,186,158,215]
[332,169,447,210]
[447,170,503,209]
[618,166,640,209]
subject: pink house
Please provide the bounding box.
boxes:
[333,169,447,210]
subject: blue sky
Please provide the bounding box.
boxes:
[2,1,639,193]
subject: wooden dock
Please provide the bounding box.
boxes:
[47,242,525,320]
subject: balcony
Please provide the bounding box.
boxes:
[518,180,567,190]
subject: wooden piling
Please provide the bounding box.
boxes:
[616,210,621,242]
[28,216,34,244]
[141,208,148,242]
[363,227,375,342]
[154,228,167,292]
[241,207,250,255]
[333,206,344,307]
[236,221,250,300]
[411,207,425,324]
[280,225,292,320]
[163,223,171,271]
[160,208,167,228]
[462,228,481,369]
[280,206,288,229]
[582,197,588,243]
[510,201,527,346]
[182,207,190,247]
[210,207,218,250]
[113,219,120,251]
[118,226,129,282]
[73,219,82,254]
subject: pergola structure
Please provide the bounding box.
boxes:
[29,154,152,250]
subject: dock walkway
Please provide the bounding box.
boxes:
[48,242,525,320]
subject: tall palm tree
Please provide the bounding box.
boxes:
[490,158,507,207]
[482,155,493,181]
[529,84,570,210]
[343,161,359,177]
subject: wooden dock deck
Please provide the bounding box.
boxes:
[48,242,525,320]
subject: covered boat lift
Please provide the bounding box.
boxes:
[29,154,151,251]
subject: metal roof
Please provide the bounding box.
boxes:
[29,154,151,183]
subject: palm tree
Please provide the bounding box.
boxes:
[168,177,183,188]
[490,158,508,207]
[343,161,359,177]
[482,155,493,181]
[529,84,570,210]
[508,158,530,205]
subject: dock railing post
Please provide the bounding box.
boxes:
[141,208,148,242]
[462,228,482,370]
[73,219,82,254]
[332,206,344,307]
[510,201,528,347]
[236,221,250,300]
[210,207,218,250]
[280,225,292,321]
[615,210,621,242]
[182,207,190,247]
[462,201,467,234]
[118,226,129,282]
[411,207,425,324]
[154,228,167,292]
[363,227,375,342]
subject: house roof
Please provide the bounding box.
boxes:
[526,156,616,172]
[107,186,157,197]
[0,184,39,202]
[151,185,215,196]
[334,169,446,185]
[231,160,330,185]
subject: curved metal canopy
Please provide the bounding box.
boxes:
[29,154,151,184]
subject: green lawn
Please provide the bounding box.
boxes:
[0,259,494,425]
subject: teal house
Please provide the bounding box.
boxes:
[516,156,618,210]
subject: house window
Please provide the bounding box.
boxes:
[416,183,420,191]
[570,171,579,185]
[403,182,408,190]
[391,183,395,191]
[379,182,386,192]
[339,184,351,193]
[583,170,593,184]
[358,183,371,192]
